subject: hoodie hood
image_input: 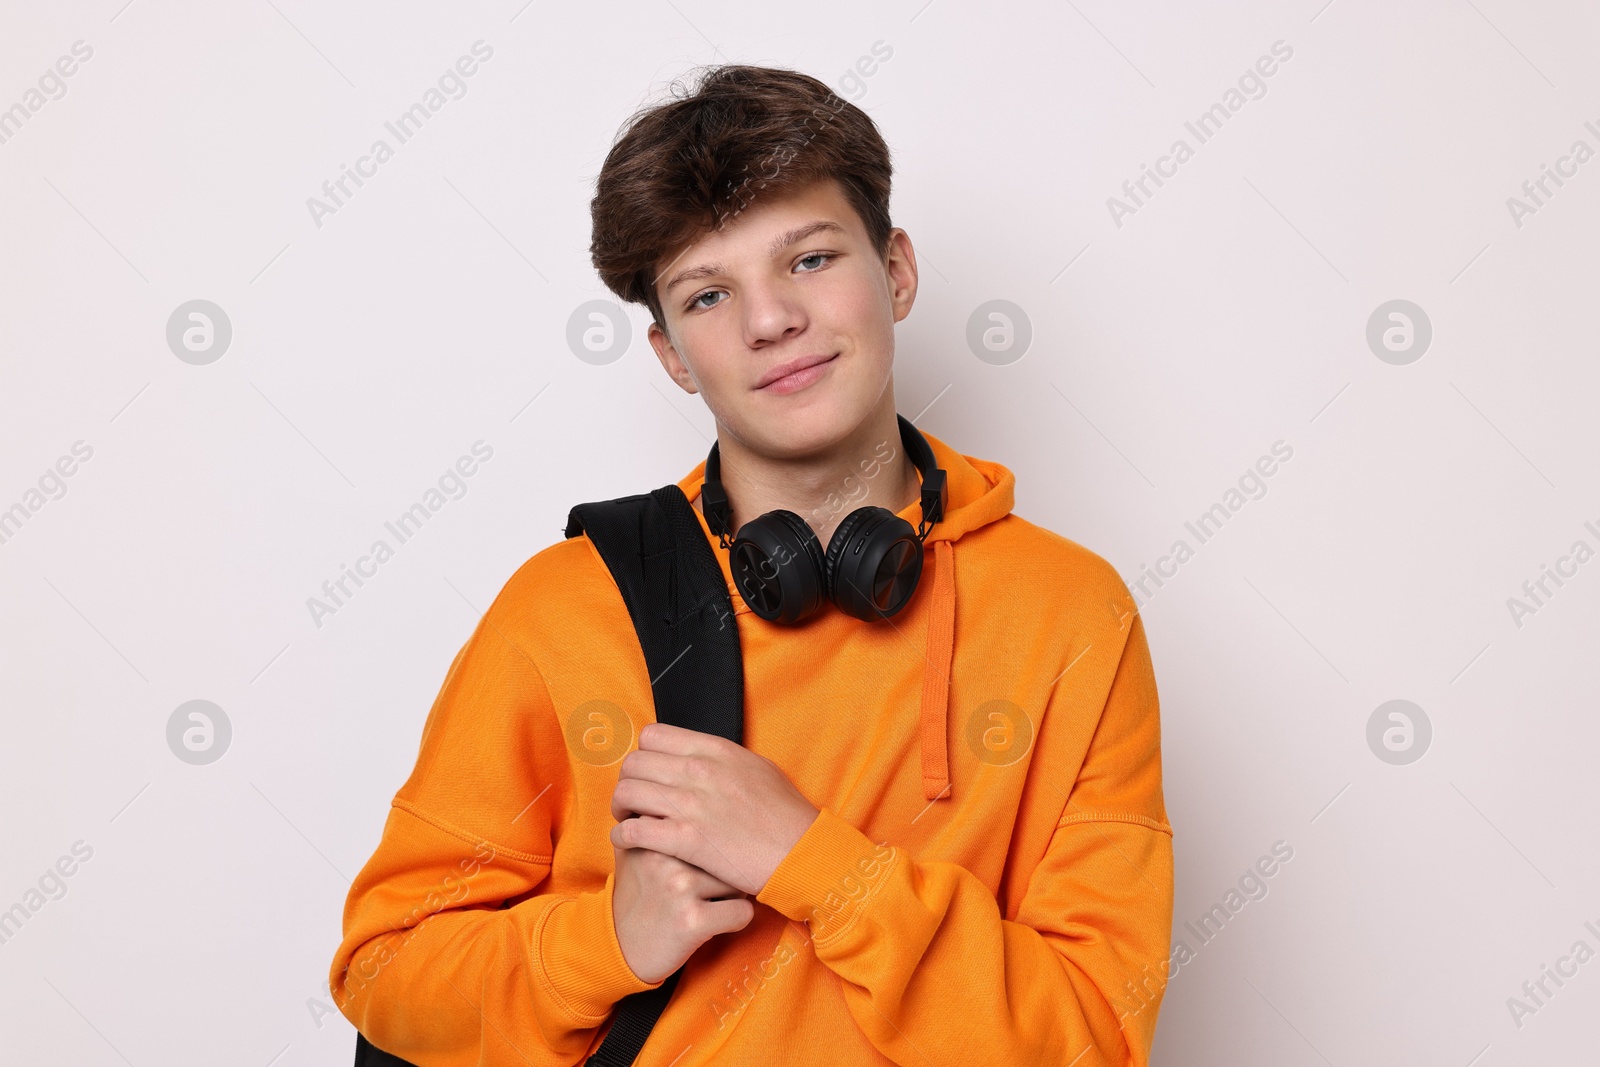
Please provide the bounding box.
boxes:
[676,425,1016,803]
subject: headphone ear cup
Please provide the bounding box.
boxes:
[728,509,827,624]
[822,507,875,602]
[824,507,925,621]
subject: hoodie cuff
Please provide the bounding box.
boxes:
[755,808,900,944]
[537,869,664,1021]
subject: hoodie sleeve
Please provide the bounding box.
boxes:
[329,603,665,1066]
[754,610,1174,1067]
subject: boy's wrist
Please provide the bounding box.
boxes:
[536,870,664,1021]
[755,808,898,942]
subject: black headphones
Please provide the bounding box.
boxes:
[701,414,948,624]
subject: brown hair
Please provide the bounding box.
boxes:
[589,64,894,331]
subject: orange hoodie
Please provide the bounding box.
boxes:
[330,428,1174,1066]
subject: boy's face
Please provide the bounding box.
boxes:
[647,177,918,459]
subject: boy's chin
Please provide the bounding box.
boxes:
[739,403,871,458]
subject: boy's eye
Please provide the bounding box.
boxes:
[686,253,834,311]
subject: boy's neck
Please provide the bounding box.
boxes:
[694,399,922,548]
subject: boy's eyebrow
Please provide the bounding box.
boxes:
[661,220,847,295]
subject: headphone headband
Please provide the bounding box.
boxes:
[702,414,947,544]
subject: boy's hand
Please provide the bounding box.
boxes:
[609,723,820,896]
[610,842,753,985]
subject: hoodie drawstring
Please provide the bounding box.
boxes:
[918,538,955,802]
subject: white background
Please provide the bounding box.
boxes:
[2,1,1597,1064]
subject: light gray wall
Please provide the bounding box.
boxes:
[1,1,1595,1063]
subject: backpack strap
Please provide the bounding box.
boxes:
[353,485,743,1067]
[565,483,745,1067]
[564,484,745,745]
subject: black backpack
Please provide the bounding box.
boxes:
[355,483,745,1067]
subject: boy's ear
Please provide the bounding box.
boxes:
[649,320,700,395]
[883,228,919,325]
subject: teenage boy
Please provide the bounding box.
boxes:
[332,64,1173,1066]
